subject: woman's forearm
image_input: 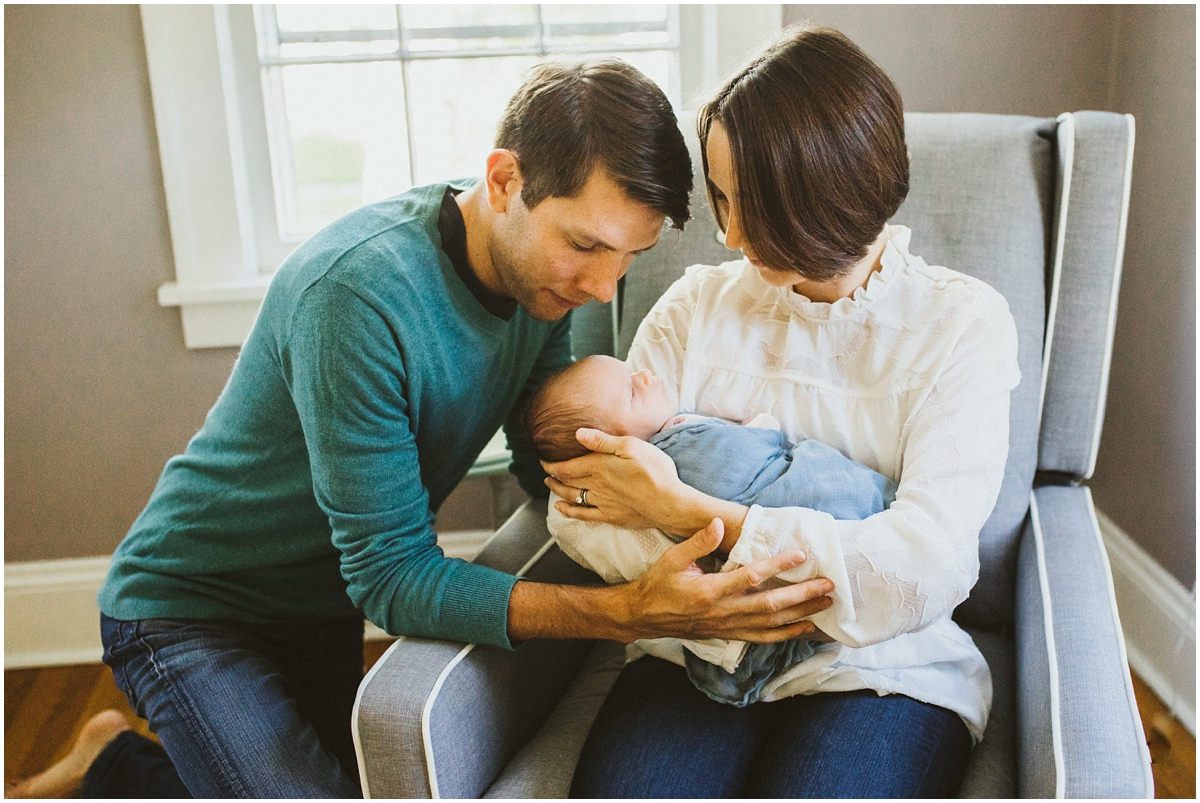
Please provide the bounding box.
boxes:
[662,485,750,553]
[543,432,752,548]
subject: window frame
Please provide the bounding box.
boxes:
[143,4,781,349]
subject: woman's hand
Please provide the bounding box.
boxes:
[542,428,687,532]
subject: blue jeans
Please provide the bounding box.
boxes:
[570,656,972,798]
[99,613,364,798]
[80,731,189,798]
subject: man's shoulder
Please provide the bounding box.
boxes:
[296,185,450,277]
[266,184,461,317]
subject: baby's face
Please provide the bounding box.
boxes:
[570,355,676,440]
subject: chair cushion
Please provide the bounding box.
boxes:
[959,628,1018,798]
[483,640,627,798]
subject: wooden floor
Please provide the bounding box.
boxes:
[1131,672,1197,799]
[5,647,1195,797]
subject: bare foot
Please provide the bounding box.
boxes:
[7,710,131,798]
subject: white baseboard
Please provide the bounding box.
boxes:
[1095,508,1196,735]
[4,530,493,669]
[5,557,112,668]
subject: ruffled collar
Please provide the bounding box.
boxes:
[744,224,912,321]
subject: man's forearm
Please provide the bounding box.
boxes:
[507,580,636,642]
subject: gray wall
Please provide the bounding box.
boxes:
[786,4,1196,587]
[1091,6,1196,589]
[7,6,1195,588]
[6,5,236,562]
[787,4,1116,115]
[4,4,503,564]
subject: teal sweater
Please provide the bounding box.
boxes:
[99,182,571,649]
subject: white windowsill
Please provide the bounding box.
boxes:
[158,276,272,349]
[158,275,273,306]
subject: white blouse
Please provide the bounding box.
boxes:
[548,225,1020,740]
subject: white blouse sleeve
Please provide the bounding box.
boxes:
[728,292,1021,648]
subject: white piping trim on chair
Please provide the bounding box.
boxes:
[476,499,538,557]
[1084,114,1136,479]
[352,635,408,799]
[518,536,558,577]
[1029,494,1066,798]
[419,537,558,798]
[1082,487,1156,798]
[1037,113,1075,424]
[422,643,475,798]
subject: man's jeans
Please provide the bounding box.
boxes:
[571,656,973,798]
[99,613,364,798]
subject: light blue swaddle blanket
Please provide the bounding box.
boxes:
[649,416,898,707]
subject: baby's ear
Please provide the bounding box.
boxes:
[573,428,628,456]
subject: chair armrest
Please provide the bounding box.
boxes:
[353,499,601,799]
[1014,486,1153,798]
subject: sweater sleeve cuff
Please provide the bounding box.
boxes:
[438,561,520,650]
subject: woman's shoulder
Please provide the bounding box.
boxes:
[890,243,1014,328]
[882,232,1019,364]
[680,258,752,286]
[646,258,758,317]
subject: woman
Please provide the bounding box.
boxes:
[544,25,1020,798]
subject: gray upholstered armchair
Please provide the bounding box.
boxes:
[352,112,1152,798]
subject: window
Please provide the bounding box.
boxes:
[144,4,780,348]
[254,4,680,243]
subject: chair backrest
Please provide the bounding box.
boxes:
[574,111,1133,629]
[892,113,1057,627]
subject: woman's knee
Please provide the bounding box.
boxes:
[570,657,768,798]
[745,691,972,798]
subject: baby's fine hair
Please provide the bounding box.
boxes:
[522,361,607,462]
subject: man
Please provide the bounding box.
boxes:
[15,59,831,799]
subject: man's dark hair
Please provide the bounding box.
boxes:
[699,25,909,281]
[496,59,692,230]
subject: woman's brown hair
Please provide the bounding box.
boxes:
[698,26,908,282]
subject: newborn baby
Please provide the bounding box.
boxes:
[524,355,897,706]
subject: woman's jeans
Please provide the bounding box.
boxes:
[571,656,973,798]
[97,613,364,798]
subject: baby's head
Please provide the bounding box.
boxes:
[524,355,676,461]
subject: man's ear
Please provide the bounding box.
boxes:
[484,149,523,214]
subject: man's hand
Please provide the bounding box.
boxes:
[507,518,834,644]
[617,518,834,642]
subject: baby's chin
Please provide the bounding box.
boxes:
[617,418,667,442]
